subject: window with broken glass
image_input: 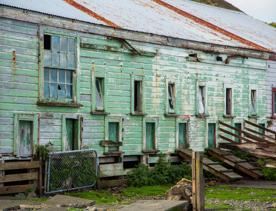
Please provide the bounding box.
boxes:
[95,77,104,111]
[250,89,257,115]
[168,83,176,113]
[43,34,76,101]
[198,85,206,115]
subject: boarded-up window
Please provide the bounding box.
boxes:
[178,123,188,148]
[95,78,104,110]
[198,86,206,115]
[250,89,257,114]
[134,80,142,112]
[146,123,155,150]
[168,83,176,113]
[225,88,232,115]
[19,120,33,157]
[43,34,76,100]
[108,122,119,152]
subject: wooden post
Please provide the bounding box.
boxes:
[192,151,204,211]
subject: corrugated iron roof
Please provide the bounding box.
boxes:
[162,0,276,52]
[1,0,276,53]
[0,0,104,25]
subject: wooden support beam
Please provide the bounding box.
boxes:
[0,184,35,195]
[192,151,204,211]
[0,172,37,183]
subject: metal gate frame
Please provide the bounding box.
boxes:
[45,149,98,194]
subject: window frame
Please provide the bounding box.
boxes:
[166,79,177,114]
[13,113,38,157]
[272,87,276,117]
[249,86,258,116]
[38,29,80,106]
[91,63,107,113]
[224,84,234,117]
[196,81,208,117]
[61,114,83,151]
[143,117,158,152]
[131,74,145,115]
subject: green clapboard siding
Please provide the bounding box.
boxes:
[146,123,155,150]
[208,123,216,149]
[178,123,187,148]
[19,120,33,157]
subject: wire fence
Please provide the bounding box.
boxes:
[45,149,98,194]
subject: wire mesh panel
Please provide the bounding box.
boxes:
[45,150,98,194]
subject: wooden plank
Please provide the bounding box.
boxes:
[0,172,37,183]
[244,127,276,141]
[0,161,40,170]
[0,184,35,195]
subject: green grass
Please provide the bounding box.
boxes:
[66,185,171,205]
[206,185,276,202]
[122,185,171,198]
[66,190,119,205]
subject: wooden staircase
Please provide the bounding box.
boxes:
[177,149,242,182]
[207,148,263,179]
[218,120,276,159]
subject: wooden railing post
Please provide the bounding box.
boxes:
[192,151,204,211]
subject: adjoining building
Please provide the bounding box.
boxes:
[1,0,276,177]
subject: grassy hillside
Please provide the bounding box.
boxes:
[270,23,276,28]
[192,0,241,11]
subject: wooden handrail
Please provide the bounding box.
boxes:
[244,127,276,142]
[245,120,276,137]
[219,128,255,144]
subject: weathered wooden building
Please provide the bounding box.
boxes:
[1,0,276,177]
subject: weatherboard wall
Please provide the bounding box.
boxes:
[0,18,268,156]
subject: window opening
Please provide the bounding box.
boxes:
[251,89,257,114]
[95,77,104,110]
[168,83,176,113]
[198,86,206,115]
[226,88,232,115]
[134,80,142,112]
[44,34,51,50]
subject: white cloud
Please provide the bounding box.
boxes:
[226,0,276,23]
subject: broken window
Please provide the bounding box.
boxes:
[198,85,206,115]
[95,77,104,110]
[43,34,76,101]
[168,83,176,113]
[225,88,232,115]
[134,80,143,113]
[19,120,33,157]
[250,89,257,114]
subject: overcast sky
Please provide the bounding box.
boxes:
[226,0,276,23]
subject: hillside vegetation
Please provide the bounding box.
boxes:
[192,0,241,11]
[270,22,276,28]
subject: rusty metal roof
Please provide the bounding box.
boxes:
[1,0,276,53]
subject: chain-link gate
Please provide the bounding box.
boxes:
[45,150,98,194]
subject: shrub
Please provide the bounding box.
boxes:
[127,156,191,187]
[262,167,276,181]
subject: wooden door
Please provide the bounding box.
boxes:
[234,123,242,143]
[208,123,216,149]
[146,123,155,150]
[19,120,33,157]
[66,119,78,151]
[108,122,119,152]
[178,123,187,148]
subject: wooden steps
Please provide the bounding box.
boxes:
[207,148,263,179]
[177,149,242,182]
